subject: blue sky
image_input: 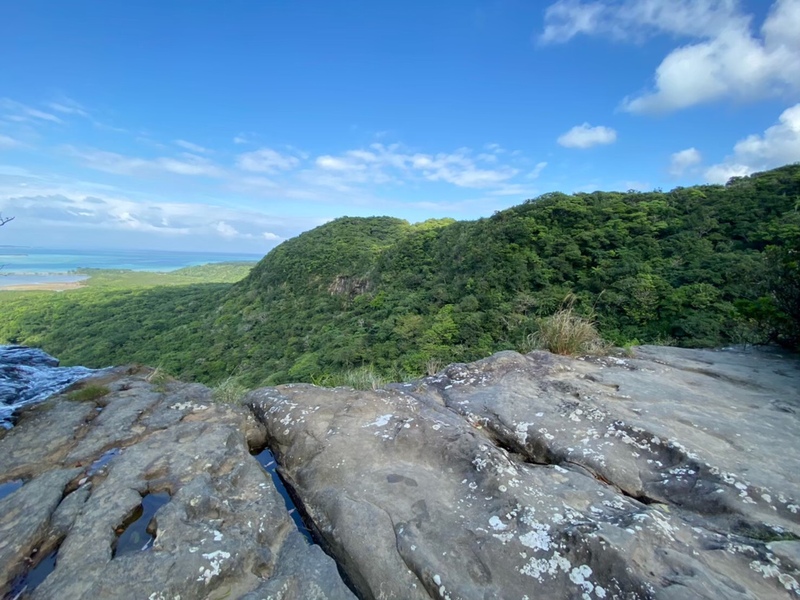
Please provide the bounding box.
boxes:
[1,0,798,253]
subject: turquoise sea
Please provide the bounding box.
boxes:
[0,247,262,288]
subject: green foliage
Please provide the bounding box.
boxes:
[66,384,110,402]
[1,165,799,389]
[147,366,172,392]
[312,366,387,390]
[212,376,249,404]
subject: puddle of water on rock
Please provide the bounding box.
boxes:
[0,479,23,502]
[7,548,58,598]
[113,492,170,557]
[254,448,314,544]
[86,448,120,476]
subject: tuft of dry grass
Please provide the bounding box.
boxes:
[525,296,607,356]
[212,376,250,404]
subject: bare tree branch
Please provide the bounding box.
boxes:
[0,213,13,227]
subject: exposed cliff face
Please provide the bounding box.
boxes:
[1,346,799,599]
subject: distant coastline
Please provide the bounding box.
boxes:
[0,247,262,289]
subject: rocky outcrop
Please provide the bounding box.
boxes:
[2,345,799,599]
[0,367,355,600]
[248,346,800,600]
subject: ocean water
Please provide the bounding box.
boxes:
[0,247,262,288]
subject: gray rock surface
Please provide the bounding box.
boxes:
[248,346,800,599]
[0,368,355,600]
[3,345,799,599]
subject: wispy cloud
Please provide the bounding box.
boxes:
[174,139,212,154]
[1,98,63,124]
[527,161,548,179]
[0,186,320,247]
[236,148,302,173]
[669,147,702,176]
[0,134,21,149]
[310,143,519,189]
[64,146,225,178]
[557,123,617,148]
[233,132,258,145]
[47,97,89,117]
[540,0,800,113]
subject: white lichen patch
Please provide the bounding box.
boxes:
[515,422,534,445]
[493,532,515,544]
[170,402,208,411]
[363,414,393,428]
[519,522,552,552]
[197,550,231,585]
[750,560,800,594]
[569,564,595,596]
[519,551,571,581]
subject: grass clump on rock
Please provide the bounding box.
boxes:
[212,376,249,405]
[526,296,606,356]
[66,384,110,402]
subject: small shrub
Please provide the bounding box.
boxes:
[621,339,640,357]
[66,384,110,402]
[212,376,249,404]
[147,366,170,392]
[425,358,442,376]
[525,296,606,356]
[312,366,388,391]
[338,367,386,391]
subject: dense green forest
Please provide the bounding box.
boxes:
[1,164,798,387]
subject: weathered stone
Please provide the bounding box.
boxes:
[0,468,81,588]
[3,345,798,599]
[0,373,355,600]
[0,402,96,479]
[248,346,800,599]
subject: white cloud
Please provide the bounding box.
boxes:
[174,139,212,154]
[233,132,258,145]
[527,161,548,179]
[216,221,239,238]
[669,147,703,176]
[488,184,540,197]
[305,143,520,190]
[1,98,63,124]
[236,148,301,173]
[705,103,800,183]
[65,146,224,178]
[316,155,365,171]
[47,98,88,117]
[541,0,744,44]
[0,187,324,251]
[0,134,20,149]
[541,0,800,113]
[557,123,617,148]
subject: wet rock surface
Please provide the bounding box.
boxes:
[0,367,355,600]
[248,346,800,599]
[0,346,102,429]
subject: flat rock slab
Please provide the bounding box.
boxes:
[0,370,355,600]
[248,346,800,599]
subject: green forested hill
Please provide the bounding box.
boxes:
[2,165,798,387]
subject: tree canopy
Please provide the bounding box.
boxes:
[1,164,798,386]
